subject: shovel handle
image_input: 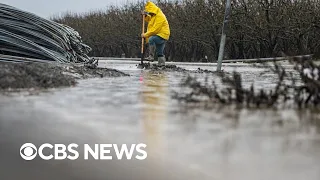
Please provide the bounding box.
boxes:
[140,13,145,65]
[141,14,145,54]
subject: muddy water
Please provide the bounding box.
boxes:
[0,61,319,180]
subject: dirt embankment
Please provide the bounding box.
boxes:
[0,62,129,90]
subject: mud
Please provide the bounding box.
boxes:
[0,62,129,90]
[138,63,223,75]
[64,64,130,78]
[138,63,189,72]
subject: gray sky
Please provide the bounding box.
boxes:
[2,0,139,18]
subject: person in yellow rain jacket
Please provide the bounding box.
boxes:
[142,1,170,66]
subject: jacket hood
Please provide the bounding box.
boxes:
[145,1,159,14]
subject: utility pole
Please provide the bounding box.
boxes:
[217,0,232,72]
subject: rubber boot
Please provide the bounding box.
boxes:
[158,56,166,67]
[147,45,156,62]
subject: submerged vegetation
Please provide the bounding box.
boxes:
[53,0,320,62]
[173,57,320,109]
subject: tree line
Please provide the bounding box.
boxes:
[53,0,320,62]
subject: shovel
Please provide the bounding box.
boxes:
[137,12,146,69]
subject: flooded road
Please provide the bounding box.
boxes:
[0,61,320,180]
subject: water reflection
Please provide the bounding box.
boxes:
[141,71,168,157]
[167,106,320,180]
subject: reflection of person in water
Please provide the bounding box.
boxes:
[141,71,168,158]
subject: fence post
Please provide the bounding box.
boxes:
[217,0,232,72]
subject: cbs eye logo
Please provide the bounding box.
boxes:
[20,143,37,161]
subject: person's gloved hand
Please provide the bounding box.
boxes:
[141,11,149,16]
[141,11,152,22]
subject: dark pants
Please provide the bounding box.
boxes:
[148,35,166,57]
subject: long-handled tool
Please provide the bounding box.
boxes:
[138,12,146,68]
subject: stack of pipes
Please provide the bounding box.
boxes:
[0,3,93,64]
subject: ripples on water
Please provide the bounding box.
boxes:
[0,61,319,180]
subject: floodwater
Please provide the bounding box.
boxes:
[0,61,320,180]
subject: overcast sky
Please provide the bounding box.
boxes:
[2,0,139,18]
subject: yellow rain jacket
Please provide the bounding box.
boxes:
[144,1,170,42]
